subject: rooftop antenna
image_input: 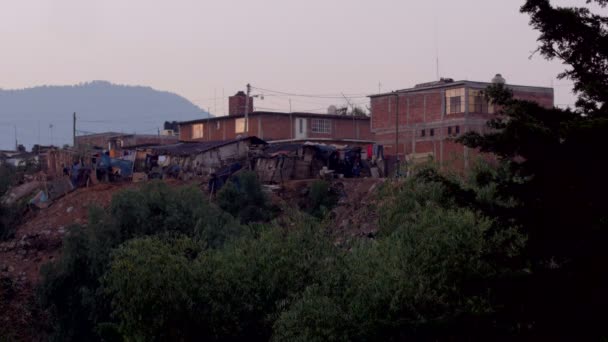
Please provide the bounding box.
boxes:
[435,15,440,80]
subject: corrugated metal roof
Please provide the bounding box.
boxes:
[179,111,370,125]
[142,136,266,156]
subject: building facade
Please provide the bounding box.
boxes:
[179,91,372,143]
[369,75,554,168]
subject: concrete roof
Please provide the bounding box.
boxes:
[369,80,554,98]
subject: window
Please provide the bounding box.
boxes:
[215,121,221,130]
[468,89,494,113]
[430,128,435,136]
[448,126,452,135]
[192,123,204,139]
[446,88,465,114]
[235,118,245,134]
[455,125,460,134]
[421,129,426,137]
[299,119,304,134]
[311,119,331,134]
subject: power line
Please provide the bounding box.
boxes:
[250,85,369,99]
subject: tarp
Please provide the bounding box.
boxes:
[97,154,134,177]
[110,158,134,177]
[29,190,49,209]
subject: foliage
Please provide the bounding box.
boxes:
[450,1,608,336]
[196,213,339,341]
[99,212,338,341]
[0,164,28,241]
[271,171,525,341]
[307,180,338,218]
[38,225,99,341]
[38,182,242,341]
[0,164,18,197]
[102,236,203,341]
[216,171,274,224]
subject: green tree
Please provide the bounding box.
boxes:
[216,171,274,224]
[307,180,338,218]
[102,236,203,341]
[39,182,242,341]
[454,0,608,336]
[273,172,525,341]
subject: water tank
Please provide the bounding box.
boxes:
[327,105,338,115]
[492,74,506,84]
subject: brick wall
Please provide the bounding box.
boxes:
[179,113,372,142]
[370,82,554,170]
[228,92,254,116]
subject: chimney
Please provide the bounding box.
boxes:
[228,91,254,116]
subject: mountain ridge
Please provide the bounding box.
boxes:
[0,81,209,149]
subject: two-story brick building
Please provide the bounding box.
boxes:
[369,74,554,168]
[179,91,372,144]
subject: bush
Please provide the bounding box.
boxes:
[38,225,99,341]
[102,236,203,341]
[273,173,525,341]
[307,180,338,218]
[0,201,27,241]
[0,165,18,197]
[197,213,339,340]
[38,166,527,341]
[38,182,243,341]
[217,171,274,224]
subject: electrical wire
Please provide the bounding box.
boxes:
[250,85,369,99]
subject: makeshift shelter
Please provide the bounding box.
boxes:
[135,136,267,179]
[254,142,365,183]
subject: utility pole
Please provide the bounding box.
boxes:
[73,112,77,148]
[49,124,54,147]
[244,83,251,133]
[289,98,293,140]
[342,93,356,139]
[394,92,400,178]
[14,125,17,151]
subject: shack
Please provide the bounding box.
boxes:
[135,136,267,179]
[254,142,365,183]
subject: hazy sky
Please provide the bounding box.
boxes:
[0,0,599,148]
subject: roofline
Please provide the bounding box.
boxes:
[368,80,554,98]
[179,111,370,125]
[76,132,178,139]
[137,136,267,156]
[267,138,374,144]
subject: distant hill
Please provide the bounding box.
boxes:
[0,81,209,149]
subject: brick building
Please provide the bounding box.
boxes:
[369,75,554,169]
[179,91,372,143]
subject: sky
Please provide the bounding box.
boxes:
[0,0,599,149]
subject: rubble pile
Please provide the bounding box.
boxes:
[330,178,385,242]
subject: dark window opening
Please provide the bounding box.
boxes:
[430,128,435,136]
[449,97,462,113]
[421,129,426,137]
[448,126,452,135]
[455,126,460,134]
